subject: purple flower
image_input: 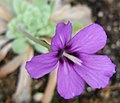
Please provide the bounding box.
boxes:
[26,22,115,99]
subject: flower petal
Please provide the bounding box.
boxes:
[26,52,58,79]
[67,23,107,54]
[51,21,72,51]
[57,58,85,99]
[75,54,116,89]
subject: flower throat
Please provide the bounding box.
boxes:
[58,49,82,65]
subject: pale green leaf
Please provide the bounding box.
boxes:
[50,0,55,13]
[40,4,51,25]
[72,22,84,35]
[13,0,34,15]
[23,7,44,33]
[7,16,24,38]
[34,44,48,53]
[37,22,55,37]
[32,0,48,8]
[12,38,29,54]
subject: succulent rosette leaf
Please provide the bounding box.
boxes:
[7,0,55,54]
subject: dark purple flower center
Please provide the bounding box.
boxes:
[57,49,64,58]
[57,46,82,65]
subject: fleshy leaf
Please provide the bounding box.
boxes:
[13,0,30,14]
[32,0,48,7]
[72,22,84,34]
[7,16,24,38]
[49,0,55,13]
[6,18,18,38]
[40,4,51,25]
[23,9,43,35]
[33,0,51,24]
[37,22,55,36]
[7,0,55,54]
[12,38,29,54]
[34,44,48,53]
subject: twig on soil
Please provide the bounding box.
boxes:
[41,69,57,103]
[0,43,12,61]
[0,19,7,34]
[0,36,9,48]
[0,54,23,78]
[12,46,33,103]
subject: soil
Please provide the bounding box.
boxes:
[0,0,120,103]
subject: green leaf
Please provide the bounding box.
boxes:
[12,38,29,54]
[32,0,48,8]
[7,0,55,54]
[23,7,44,33]
[50,0,55,13]
[37,22,55,37]
[7,16,25,38]
[0,0,12,5]
[40,4,51,25]
[32,0,52,25]
[6,29,16,39]
[34,43,48,53]
[13,0,31,14]
[6,18,18,38]
[72,22,84,35]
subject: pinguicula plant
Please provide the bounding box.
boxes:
[7,0,55,54]
[26,22,116,99]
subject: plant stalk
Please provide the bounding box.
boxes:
[17,24,51,51]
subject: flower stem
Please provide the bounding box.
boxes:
[17,24,51,51]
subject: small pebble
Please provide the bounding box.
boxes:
[107,25,112,31]
[113,27,118,32]
[111,44,116,49]
[113,21,118,27]
[116,40,120,47]
[107,0,114,4]
[104,49,111,55]
[87,87,92,92]
[108,14,113,19]
[100,91,105,97]
[98,11,104,17]
[110,55,116,61]
[33,92,43,102]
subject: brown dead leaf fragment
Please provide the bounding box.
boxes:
[42,69,57,103]
[0,54,23,78]
[5,96,11,103]
[0,43,12,61]
[0,4,12,21]
[0,19,7,34]
[0,4,13,33]
[0,36,9,48]
[12,46,33,103]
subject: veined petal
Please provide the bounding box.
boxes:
[51,21,72,51]
[26,52,58,79]
[67,23,107,54]
[75,54,116,89]
[57,58,85,99]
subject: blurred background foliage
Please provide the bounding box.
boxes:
[6,0,55,54]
